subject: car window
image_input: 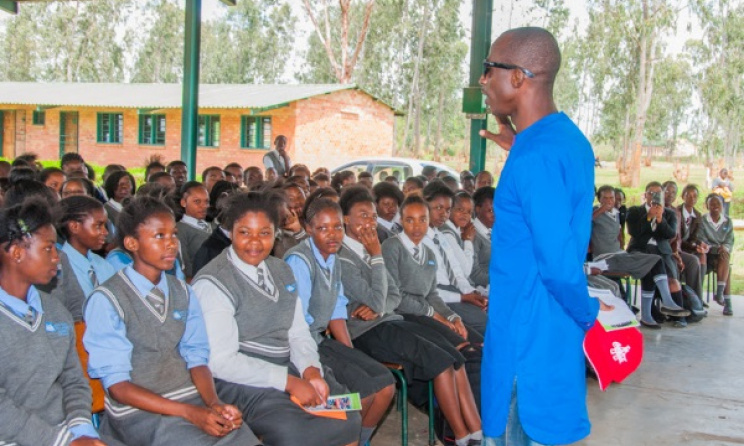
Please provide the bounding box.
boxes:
[338,163,370,178]
[372,164,412,183]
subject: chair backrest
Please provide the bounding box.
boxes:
[74,321,105,413]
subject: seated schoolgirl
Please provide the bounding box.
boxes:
[83,196,260,445]
[339,187,483,446]
[0,199,120,446]
[440,191,476,280]
[192,192,361,446]
[43,196,117,322]
[284,198,395,445]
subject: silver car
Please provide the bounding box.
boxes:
[331,157,461,183]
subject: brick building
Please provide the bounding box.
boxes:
[0,82,397,172]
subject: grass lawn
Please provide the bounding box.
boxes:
[593,161,744,294]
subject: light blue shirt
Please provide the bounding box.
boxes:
[106,248,186,280]
[83,266,210,390]
[0,286,99,440]
[61,242,116,298]
[285,238,349,327]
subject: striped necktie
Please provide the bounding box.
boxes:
[433,234,457,286]
[257,267,271,294]
[88,267,98,288]
[198,221,212,233]
[413,246,420,262]
[24,307,36,326]
[146,287,166,316]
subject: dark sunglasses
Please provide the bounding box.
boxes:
[483,60,535,78]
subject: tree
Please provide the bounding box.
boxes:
[688,0,743,167]
[302,0,376,84]
[132,0,184,83]
[584,0,678,187]
[645,54,693,155]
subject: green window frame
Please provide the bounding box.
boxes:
[240,116,272,149]
[198,115,220,147]
[138,114,166,145]
[32,110,45,126]
[96,113,123,144]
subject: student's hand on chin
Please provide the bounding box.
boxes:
[70,438,108,446]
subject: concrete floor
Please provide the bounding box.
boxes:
[371,295,744,446]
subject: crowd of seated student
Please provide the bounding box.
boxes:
[591,181,735,325]
[0,148,504,446]
[1,146,733,445]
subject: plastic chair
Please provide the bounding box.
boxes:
[383,362,436,446]
[74,322,105,426]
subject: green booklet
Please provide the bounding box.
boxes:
[305,393,362,412]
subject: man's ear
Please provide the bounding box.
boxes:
[510,69,526,88]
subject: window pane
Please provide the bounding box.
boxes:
[261,117,271,149]
[198,116,207,146]
[155,115,166,144]
[247,118,257,148]
[211,117,220,147]
[101,114,110,142]
[142,116,154,144]
[114,114,123,143]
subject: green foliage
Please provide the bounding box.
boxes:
[132,0,184,83]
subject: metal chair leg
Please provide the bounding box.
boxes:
[387,368,407,446]
[428,381,435,446]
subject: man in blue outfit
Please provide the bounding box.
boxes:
[478,27,610,445]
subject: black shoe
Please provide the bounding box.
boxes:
[640,319,661,330]
[659,306,691,317]
[468,440,483,446]
[714,294,725,306]
[672,318,688,328]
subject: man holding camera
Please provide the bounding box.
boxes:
[626,181,690,326]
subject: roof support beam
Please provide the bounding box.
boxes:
[181,0,202,181]
[0,0,18,14]
[465,0,493,173]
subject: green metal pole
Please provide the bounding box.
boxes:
[181,0,202,181]
[467,0,493,173]
[0,1,18,14]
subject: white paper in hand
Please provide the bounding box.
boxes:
[588,287,640,331]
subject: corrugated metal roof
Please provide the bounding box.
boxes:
[0,82,383,110]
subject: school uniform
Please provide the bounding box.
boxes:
[697,213,735,271]
[422,227,487,340]
[83,266,260,446]
[439,220,475,276]
[103,199,123,245]
[38,243,116,322]
[106,247,186,281]
[0,285,114,446]
[285,239,394,399]
[192,248,361,446]
[470,218,491,288]
[380,233,483,407]
[177,216,213,278]
[192,226,231,276]
[271,228,308,259]
[339,237,472,406]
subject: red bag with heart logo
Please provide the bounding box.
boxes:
[583,322,643,391]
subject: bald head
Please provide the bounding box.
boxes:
[495,27,561,85]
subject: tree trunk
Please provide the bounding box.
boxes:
[403,4,429,155]
[433,87,444,162]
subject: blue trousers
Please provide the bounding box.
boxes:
[482,381,547,446]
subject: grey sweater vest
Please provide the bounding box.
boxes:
[176,221,211,278]
[471,231,491,287]
[591,211,622,257]
[92,270,194,418]
[337,244,403,339]
[0,292,91,446]
[37,251,87,322]
[439,223,464,249]
[194,251,297,363]
[284,239,341,343]
[381,235,457,321]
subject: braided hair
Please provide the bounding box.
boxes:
[0,198,56,251]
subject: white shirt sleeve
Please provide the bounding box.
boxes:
[263,154,275,170]
[192,279,288,391]
[443,232,475,276]
[288,298,323,376]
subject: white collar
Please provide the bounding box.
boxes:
[343,235,367,260]
[227,247,274,294]
[398,231,420,255]
[705,213,727,230]
[473,217,491,238]
[682,207,695,221]
[107,199,123,212]
[377,216,394,230]
[181,215,210,231]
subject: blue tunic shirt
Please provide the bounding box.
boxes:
[483,112,600,444]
